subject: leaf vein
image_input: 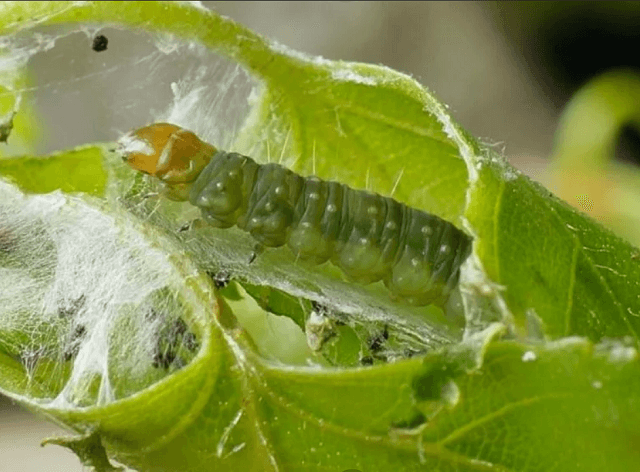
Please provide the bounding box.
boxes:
[564,241,580,335]
[436,393,572,447]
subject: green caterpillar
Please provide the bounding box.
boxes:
[121,123,472,307]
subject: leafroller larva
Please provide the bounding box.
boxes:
[121,123,472,307]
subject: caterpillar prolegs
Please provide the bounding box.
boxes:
[121,123,472,307]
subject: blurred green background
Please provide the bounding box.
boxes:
[3,2,640,470]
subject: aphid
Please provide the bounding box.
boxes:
[121,123,472,307]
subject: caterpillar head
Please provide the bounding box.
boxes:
[120,123,217,201]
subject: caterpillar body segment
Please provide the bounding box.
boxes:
[122,123,472,307]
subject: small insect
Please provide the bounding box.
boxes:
[206,270,232,289]
[367,325,389,353]
[305,303,339,352]
[62,324,87,361]
[92,34,108,52]
[121,123,472,307]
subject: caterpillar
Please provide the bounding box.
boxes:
[121,123,472,307]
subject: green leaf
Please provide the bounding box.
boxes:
[234,62,469,223]
[0,69,42,156]
[0,178,224,467]
[7,251,636,472]
[241,281,309,331]
[415,335,640,471]
[0,1,467,222]
[466,154,640,341]
[0,2,473,344]
[0,145,108,196]
[42,431,123,472]
[18,314,640,472]
[0,2,639,471]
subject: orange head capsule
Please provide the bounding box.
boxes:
[120,123,217,200]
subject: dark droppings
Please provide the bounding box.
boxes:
[0,112,15,143]
[57,295,86,319]
[152,318,200,369]
[311,300,331,316]
[152,348,175,369]
[359,355,374,366]
[62,324,87,361]
[0,227,15,254]
[367,325,389,352]
[92,34,108,52]
[182,331,198,352]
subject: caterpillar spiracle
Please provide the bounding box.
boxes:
[121,123,472,307]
